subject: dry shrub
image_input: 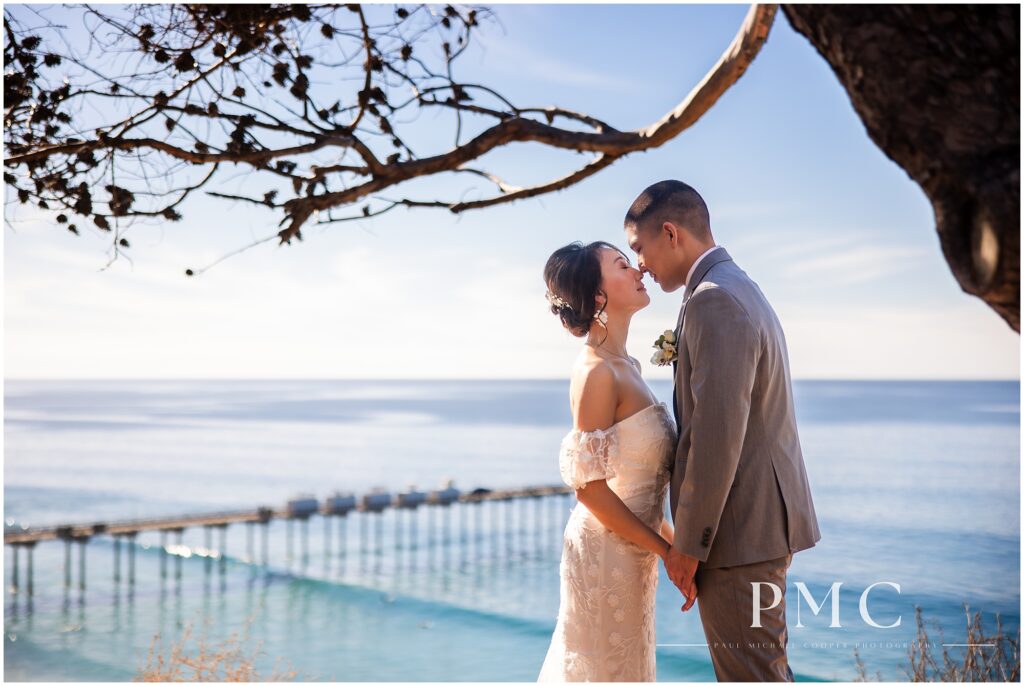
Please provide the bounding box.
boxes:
[853,604,1020,682]
[135,610,307,682]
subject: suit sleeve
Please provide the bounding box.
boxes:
[671,287,761,561]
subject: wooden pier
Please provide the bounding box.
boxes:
[4,482,573,595]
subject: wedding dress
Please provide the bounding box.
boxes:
[537,400,677,682]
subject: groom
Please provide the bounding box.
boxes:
[623,180,821,682]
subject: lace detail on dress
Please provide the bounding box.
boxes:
[538,401,677,682]
[559,427,619,491]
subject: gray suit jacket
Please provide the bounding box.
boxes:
[670,247,821,569]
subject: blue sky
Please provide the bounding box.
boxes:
[4,3,1019,380]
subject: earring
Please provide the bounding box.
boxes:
[593,310,608,327]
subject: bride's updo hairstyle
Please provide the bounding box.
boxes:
[543,240,628,338]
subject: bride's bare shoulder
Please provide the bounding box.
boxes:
[568,358,617,430]
[569,350,616,387]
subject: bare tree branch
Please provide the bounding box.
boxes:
[4,3,777,271]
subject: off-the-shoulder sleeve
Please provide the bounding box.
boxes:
[558,426,619,490]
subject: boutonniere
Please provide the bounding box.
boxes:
[650,329,678,366]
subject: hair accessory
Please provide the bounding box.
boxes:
[545,290,570,310]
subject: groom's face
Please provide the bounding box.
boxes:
[624,221,685,293]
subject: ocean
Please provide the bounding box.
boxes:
[3,379,1019,681]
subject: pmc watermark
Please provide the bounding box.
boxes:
[751,581,902,629]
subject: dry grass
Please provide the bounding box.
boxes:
[853,603,1020,682]
[135,611,308,682]
[853,645,884,683]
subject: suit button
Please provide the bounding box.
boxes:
[703,527,712,535]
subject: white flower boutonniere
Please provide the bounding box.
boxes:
[651,329,678,366]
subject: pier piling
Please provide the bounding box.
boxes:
[5,483,572,594]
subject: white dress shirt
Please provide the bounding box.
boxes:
[685,245,722,286]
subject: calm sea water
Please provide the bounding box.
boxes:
[4,379,1020,681]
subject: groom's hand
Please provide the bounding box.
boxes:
[666,547,699,612]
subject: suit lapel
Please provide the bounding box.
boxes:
[673,246,732,340]
[672,247,731,431]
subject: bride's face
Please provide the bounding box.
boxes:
[597,247,650,314]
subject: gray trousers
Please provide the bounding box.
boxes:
[693,553,794,682]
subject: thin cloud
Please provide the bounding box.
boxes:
[786,245,927,284]
[726,230,928,285]
[778,301,1019,380]
[472,34,640,93]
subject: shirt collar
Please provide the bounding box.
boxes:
[685,245,722,286]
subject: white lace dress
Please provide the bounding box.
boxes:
[537,401,677,682]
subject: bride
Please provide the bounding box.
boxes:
[537,240,693,682]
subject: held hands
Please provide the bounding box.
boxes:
[663,546,699,612]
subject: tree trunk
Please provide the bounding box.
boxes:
[783,4,1019,332]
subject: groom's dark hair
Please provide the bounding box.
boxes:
[624,180,711,240]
